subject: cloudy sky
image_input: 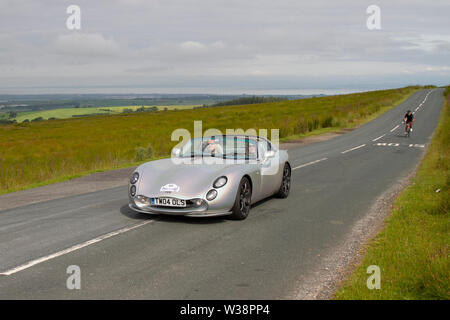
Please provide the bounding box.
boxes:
[0,0,449,94]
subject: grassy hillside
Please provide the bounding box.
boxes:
[335,87,449,300]
[0,86,419,193]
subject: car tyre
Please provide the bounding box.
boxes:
[275,163,291,198]
[229,177,252,220]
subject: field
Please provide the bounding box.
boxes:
[335,87,449,300]
[13,105,198,122]
[105,105,198,111]
[0,86,420,193]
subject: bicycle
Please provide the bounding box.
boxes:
[404,121,412,137]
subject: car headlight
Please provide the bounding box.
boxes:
[130,185,136,197]
[213,176,228,188]
[130,172,139,184]
[206,189,218,201]
[135,195,151,207]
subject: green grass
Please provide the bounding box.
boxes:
[0,86,420,194]
[107,105,198,112]
[15,108,110,122]
[335,87,450,300]
[13,105,198,122]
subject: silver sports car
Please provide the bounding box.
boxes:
[128,135,291,219]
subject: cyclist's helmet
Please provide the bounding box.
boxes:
[407,110,411,113]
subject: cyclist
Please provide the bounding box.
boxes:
[403,110,414,134]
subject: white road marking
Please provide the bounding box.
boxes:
[408,144,425,148]
[390,125,400,132]
[0,220,152,276]
[376,143,425,148]
[372,134,386,142]
[341,144,366,154]
[292,158,328,170]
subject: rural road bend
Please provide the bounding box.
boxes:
[0,89,444,299]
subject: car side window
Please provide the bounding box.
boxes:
[257,141,268,160]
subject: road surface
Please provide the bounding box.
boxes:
[0,88,444,299]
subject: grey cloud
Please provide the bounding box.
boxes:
[0,0,449,93]
[52,33,121,56]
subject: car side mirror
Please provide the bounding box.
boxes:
[171,148,181,158]
[264,150,275,160]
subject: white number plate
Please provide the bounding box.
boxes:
[152,197,186,207]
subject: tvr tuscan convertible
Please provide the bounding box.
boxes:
[128,135,291,220]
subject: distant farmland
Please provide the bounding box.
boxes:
[13,105,199,122]
[0,86,421,193]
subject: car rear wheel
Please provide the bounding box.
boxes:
[230,177,252,220]
[275,163,291,198]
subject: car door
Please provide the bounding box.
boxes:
[258,140,282,197]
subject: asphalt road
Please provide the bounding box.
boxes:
[0,88,444,299]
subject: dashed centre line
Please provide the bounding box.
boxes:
[390,125,400,132]
[341,144,366,154]
[292,158,328,170]
[372,134,386,142]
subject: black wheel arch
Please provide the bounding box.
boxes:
[242,174,253,191]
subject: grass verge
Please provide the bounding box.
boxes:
[335,87,449,300]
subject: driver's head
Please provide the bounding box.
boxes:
[205,139,220,154]
[245,143,257,158]
[206,139,217,148]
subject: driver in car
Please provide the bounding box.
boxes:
[202,139,223,156]
[246,143,257,159]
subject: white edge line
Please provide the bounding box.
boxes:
[390,124,400,132]
[372,134,386,142]
[292,157,328,170]
[0,220,152,276]
[341,144,366,154]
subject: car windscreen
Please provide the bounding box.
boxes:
[180,137,258,159]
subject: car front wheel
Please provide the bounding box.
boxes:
[275,163,291,198]
[230,177,252,220]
